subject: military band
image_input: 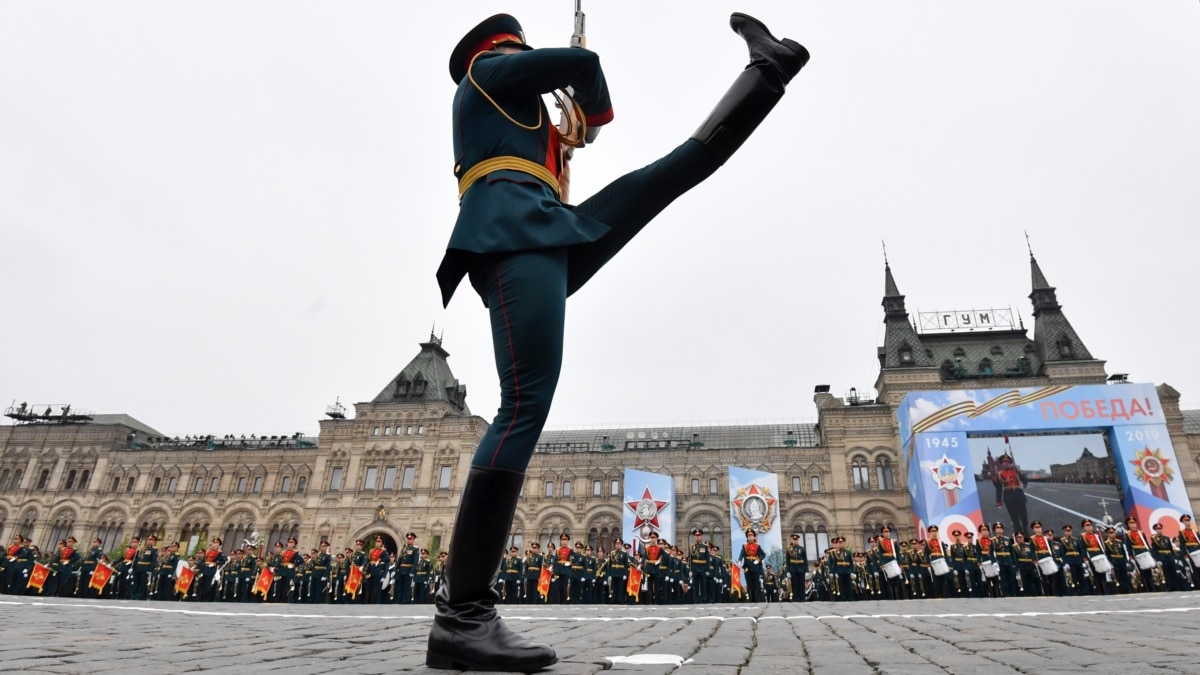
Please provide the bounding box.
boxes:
[5,513,1200,603]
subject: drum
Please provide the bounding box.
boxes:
[1037,556,1059,576]
[931,557,951,577]
[882,560,902,580]
[1189,549,1200,568]
[1134,551,1157,571]
[1089,554,1113,574]
[981,560,1000,579]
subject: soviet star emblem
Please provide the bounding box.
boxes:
[732,483,777,531]
[1130,447,1173,486]
[626,487,669,530]
[929,454,965,491]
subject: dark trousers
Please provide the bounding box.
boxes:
[466,141,721,474]
[1003,489,1030,535]
[788,571,806,601]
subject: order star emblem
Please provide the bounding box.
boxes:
[731,483,777,531]
[930,454,965,491]
[626,487,669,530]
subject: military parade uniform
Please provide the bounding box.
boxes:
[1104,534,1131,593]
[642,540,664,604]
[1126,528,1155,592]
[1081,527,1109,595]
[116,543,138,599]
[1059,530,1088,595]
[415,553,433,603]
[199,544,227,602]
[238,549,259,602]
[427,11,810,670]
[785,539,808,602]
[395,536,418,604]
[523,549,544,604]
[77,542,104,599]
[366,544,391,604]
[738,537,765,603]
[607,546,629,604]
[130,542,157,600]
[925,537,951,598]
[876,536,903,600]
[349,546,368,603]
[1151,530,1182,592]
[689,536,711,604]
[568,544,586,603]
[156,547,179,600]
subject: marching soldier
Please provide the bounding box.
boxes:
[568,542,586,603]
[198,537,227,602]
[1059,524,1087,595]
[948,530,968,597]
[365,537,391,604]
[992,523,1016,598]
[1104,527,1131,593]
[221,550,242,602]
[117,536,140,599]
[501,546,522,604]
[156,541,180,600]
[963,531,983,597]
[1030,523,1062,596]
[239,546,260,602]
[395,532,418,604]
[54,536,82,598]
[607,539,629,604]
[785,533,808,602]
[426,7,811,670]
[688,529,711,604]
[311,541,331,604]
[1013,532,1038,596]
[583,546,598,604]
[129,535,157,601]
[1178,514,1200,579]
[876,526,903,600]
[350,540,368,603]
[924,526,951,598]
[548,534,570,604]
[738,528,765,603]
[523,542,545,604]
[1080,520,1109,595]
[1151,522,1182,592]
[906,539,928,598]
[276,537,301,603]
[414,549,434,603]
[1125,518,1156,592]
[76,536,104,599]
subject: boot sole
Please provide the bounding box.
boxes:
[425,651,558,672]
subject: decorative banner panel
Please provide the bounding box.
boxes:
[623,468,676,553]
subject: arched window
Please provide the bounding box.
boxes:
[64,470,77,490]
[876,458,894,491]
[562,481,572,497]
[791,476,801,493]
[79,470,91,490]
[852,459,870,491]
[544,481,554,497]
[691,478,700,494]
[810,475,821,493]
[37,469,50,490]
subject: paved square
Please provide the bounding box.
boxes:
[3,593,1200,673]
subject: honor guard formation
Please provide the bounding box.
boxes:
[5,514,1198,602]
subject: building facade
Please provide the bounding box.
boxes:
[4,256,1200,557]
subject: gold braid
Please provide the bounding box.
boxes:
[467,51,542,131]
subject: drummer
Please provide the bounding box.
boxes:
[1029,522,1063,596]
[1178,514,1200,577]
[875,525,904,600]
[1124,517,1157,592]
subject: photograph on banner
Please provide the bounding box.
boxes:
[969,432,1122,535]
[898,382,1191,537]
[727,466,783,571]
[622,468,676,553]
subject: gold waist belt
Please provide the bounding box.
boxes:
[457,156,560,200]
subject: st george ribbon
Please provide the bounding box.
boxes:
[899,382,1190,537]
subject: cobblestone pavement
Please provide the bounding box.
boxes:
[3,593,1200,674]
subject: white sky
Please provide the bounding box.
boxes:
[3,1,1198,438]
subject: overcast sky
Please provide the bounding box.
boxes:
[3,2,1198,438]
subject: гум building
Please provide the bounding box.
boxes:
[3,257,1199,556]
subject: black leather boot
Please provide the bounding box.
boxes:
[691,12,810,164]
[426,466,557,672]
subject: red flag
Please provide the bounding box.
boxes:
[345,564,364,598]
[537,565,552,599]
[626,566,642,600]
[175,565,196,595]
[27,562,51,592]
[89,563,115,594]
[253,567,274,597]
[730,562,744,599]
